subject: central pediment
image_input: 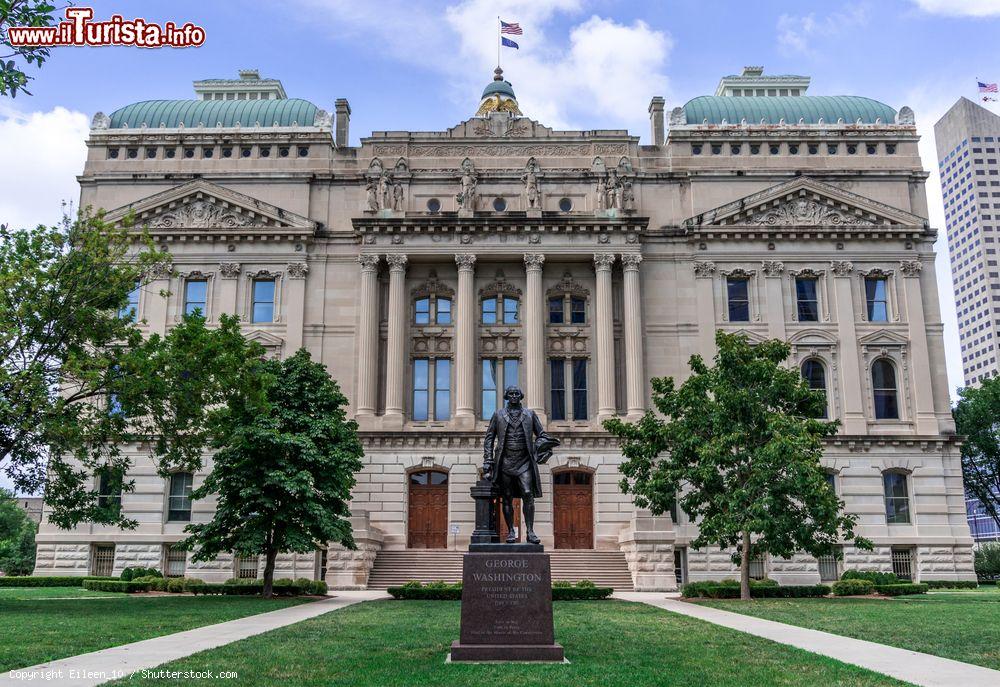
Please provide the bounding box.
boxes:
[103,179,318,235]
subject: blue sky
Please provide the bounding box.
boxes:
[4,0,1000,492]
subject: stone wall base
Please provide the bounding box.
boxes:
[618,514,677,592]
[326,511,383,589]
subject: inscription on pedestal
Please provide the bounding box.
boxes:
[460,553,553,646]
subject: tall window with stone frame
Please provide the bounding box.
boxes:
[482,296,519,325]
[726,277,750,322]
[120,280,140,321]
[415,295,452,325]
[167,472,193,522]
[865,276,889,322]
[548,295,586,324]
[871,359,899,419]
[96,467,123,516]
[184,279,207,317]
[481,358,519,419]
[251,278,276,323]
[795,277,819,321]
[413,358,451,421]
[883,471,911,525]
[549,358,588,421]
[801,359,828,418]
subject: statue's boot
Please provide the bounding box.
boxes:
[526,530,540,545]
[505,531,517,544]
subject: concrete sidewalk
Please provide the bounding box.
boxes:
[2,590,388,687]
[617,592,1000,687]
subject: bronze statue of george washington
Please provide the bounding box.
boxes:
[482,386,559,545]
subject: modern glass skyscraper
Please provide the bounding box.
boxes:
[934,98,1000,387]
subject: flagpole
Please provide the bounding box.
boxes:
[497,16,501,69]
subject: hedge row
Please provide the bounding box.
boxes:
[841,570,900,585]
[0,576,117,588]
[83,579,151,593]
[873,583,929,596]
[120,567,163,581]
[386,581,613,601]
[831,579,875,596]
[922,580,979,590]
[191,583,265,596]
[682,583,831,599]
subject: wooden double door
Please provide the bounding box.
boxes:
[553,470,594,549]
[408,470,448,549]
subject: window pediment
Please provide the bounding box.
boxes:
[411,271,455,299]
[546,272,589,299]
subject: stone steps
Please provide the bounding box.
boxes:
[366,549,634,590]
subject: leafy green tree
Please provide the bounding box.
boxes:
[181,349,364,598]
[0,489,36,575]
[605,331,873,600]
[954,376,1000,532]
[1,212,252,529]
[0,0,58,97]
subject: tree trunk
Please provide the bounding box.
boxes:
[739,531,751,601]
[262,544,278,599]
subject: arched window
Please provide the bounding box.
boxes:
[801,359,828,418]
[871,359,899,419]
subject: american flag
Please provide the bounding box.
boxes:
[500,20,522,35]
[979,81,998,93]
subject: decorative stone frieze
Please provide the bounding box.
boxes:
[286,262,309,279]
[218,262,241,279]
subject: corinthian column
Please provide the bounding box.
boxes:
[594,253,617,420]
[383,254,408,428]
[355,254,380,419]
[454,254,477,429]
[621,253,644,418]
[524,254,546,422]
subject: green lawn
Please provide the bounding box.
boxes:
[701,590,1000,671]
[110,600,905,687]
[1,592,313,671]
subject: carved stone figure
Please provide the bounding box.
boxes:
[622,178,635,212]
[365,178,379,212]
[608,170,624,210]
[378,171,393,210]
[747,198,866,226]
[482,387,558,545]
[595,173,608,211]
[392,180,404,211]
[522,159,541,209]
[457,160,478,211]
[150,200,256,229]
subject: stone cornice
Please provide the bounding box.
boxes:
[651,225,935,243]
[359,430,621,450]
[353,214,648,236]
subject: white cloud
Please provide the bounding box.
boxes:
[913,0,1000,17]
[776,6,869,57]
[298,0,671,137]
[0,104,89,231]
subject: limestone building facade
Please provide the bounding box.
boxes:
[33,67,976,589]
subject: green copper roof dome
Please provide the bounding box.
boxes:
[482,79,516,99]
[107,98,319,128]
[682,95,897,125]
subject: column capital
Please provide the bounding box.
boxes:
[287,262,309,280]
[524,253,546,271]
[218,262,241,279]
[593,253,616,270]
[386,253,408,272]
[455,253,477,270]
[899,260,923,277]
[358,254,381,272]
[830,260,854,276]
[621,253,642,270]
[761,260,784,277]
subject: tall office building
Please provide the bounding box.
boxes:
[934,98,1000,387]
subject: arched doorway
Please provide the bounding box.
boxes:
[553,469,594,549]
[407,469,448,549]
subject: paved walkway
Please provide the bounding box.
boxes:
[616,592,1000,687]
[2,590,388,687]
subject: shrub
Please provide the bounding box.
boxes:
[552,580,573,588]
[974,542,1000,580]
[683,583,830,599]
[132,575,167,591]
[575,579,596,588]
[120,566,162,581]
[874,583,929,596]
[191,583,265,596]
[166,578,187,593]
[752,577,779,587]
[841,570,900,585]
[385,581,612,601]
[0,576,115,587]
[83,579,151,593]
[552,585,613,600]
[831,579,875,596]
[922,580,979,590]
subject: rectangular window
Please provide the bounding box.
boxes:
[482,359,498,420]
[727,278,750,322]
[415,297,431,325]
[120,280,140,321]
[570,297,586,324]
[503,297,519,324]
[817,547,841,582]
[884,472,911,524]
[251,279,275,323]
[891,548,913,581]
[674,548,687,586]
[235,554,259,579]
[796,278,819,321]
[550,359,566,421]
[91,544,115,577]
[549,297,564,324]
[435,359,451,421]
[184,280,207,317]
[482,297,497,324]
[572,359,588,421]
[865,277,889,321]
[503,359,519,390]
[168,472,193,522]
[748,554,766,581]
[97,468,122,514]
[164,545,186,577]
[413,359,429,421]
[436,297,452,325]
